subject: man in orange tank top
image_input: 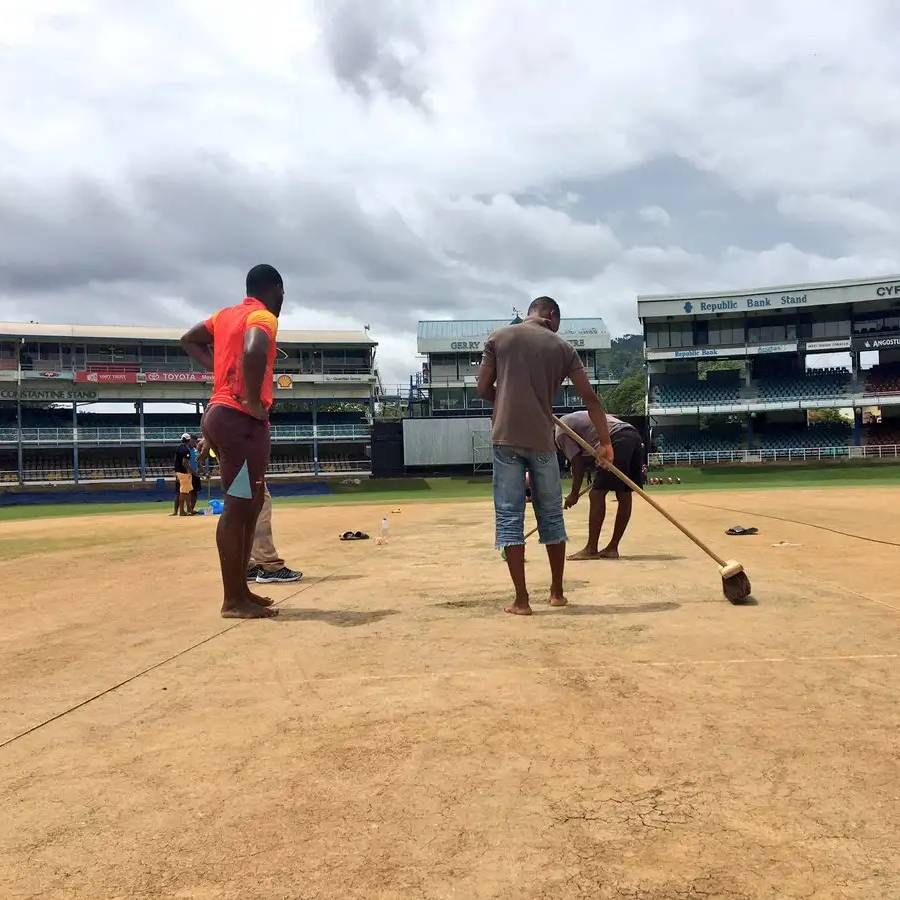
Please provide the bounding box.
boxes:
[181,264,284,619]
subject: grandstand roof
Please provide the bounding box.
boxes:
[417,318,610,351]
[0,321,376,346]
[418,318,608,338]
[638,273,900,320]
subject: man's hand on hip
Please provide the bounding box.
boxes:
[242,397,268,422]
[594,440,614,467]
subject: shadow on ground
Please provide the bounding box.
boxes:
[546,601,680,616]
[295,574,365,584]
[618,553,687,562]
[434,598,680,616]
[275,608,399,626]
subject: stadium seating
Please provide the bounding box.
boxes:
[754,369,851,402]
[654,428,745,454]
[863,426,900,446]
[651,373,742,407]
[863,364,900,394]
[754,423,851,450]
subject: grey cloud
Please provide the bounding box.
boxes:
[318,0,429,108]
[0,160,533,349]
[428,195,621,281]
[553,156,849,258]
[0,162,438,296]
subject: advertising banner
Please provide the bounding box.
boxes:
[805,339,851,352]
[75,371,140,384]
[853,334,900,351]
[645,346,747,361]
[144,371,211,383]
[746,342,797,356]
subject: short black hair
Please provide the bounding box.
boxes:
[528,295,560,318]
[246,264,283,297]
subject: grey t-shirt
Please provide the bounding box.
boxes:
[554,411,631,462]
[482,318,584,453]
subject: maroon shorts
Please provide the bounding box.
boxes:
[201,404,270,500]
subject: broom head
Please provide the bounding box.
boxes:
[720,559,752,603]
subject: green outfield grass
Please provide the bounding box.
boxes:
[1,462,899,522]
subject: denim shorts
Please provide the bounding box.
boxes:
[493,445,567,549]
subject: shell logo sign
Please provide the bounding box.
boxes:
[276,374,294,390]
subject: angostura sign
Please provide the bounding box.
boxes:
[853,334,900,351]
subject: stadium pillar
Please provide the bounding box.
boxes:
[137,400,146,481]
[853,407,862,446]
[312,399,320,475]
[15,377,23,485]
[72,401,80,484]
[746,413,753,449]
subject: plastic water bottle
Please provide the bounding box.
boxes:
[380,516,389,544]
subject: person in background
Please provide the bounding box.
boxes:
[246,487,303,584]
[172,433,193,517]
[555,411,645,560]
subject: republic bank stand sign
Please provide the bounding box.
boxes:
[637,276,900,320]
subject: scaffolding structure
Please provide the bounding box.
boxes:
[472,431,493,474]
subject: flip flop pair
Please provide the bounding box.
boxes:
[340,531,369,541]
[726,526,758,536]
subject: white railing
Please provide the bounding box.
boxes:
[649,390,900,415]
[649,444,900,465]
[0,459,373,484]
[0,424,371,445]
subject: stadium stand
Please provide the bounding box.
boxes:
[654,427,745,453]
[754,369,851,401]
[864,425,900,446]
[754,423,852,450]
[864,363,900,394]
[651,371,742,406]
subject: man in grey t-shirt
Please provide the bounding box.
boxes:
[477,296,613,616]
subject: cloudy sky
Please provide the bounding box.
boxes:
[3,1,900,384]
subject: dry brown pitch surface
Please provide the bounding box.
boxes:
[1,487,899,899]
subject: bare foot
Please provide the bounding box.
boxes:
[597,547,620,559]
[548,595,568,607]
[504,601,533,616]
[221,599,279,619]
[567,548,599,561]
[245,590,274,607]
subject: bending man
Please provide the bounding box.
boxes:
[555,411,645,560]
[181,264,284,619]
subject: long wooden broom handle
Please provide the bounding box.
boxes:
[522,481,591,541]
[552,416,727,568]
